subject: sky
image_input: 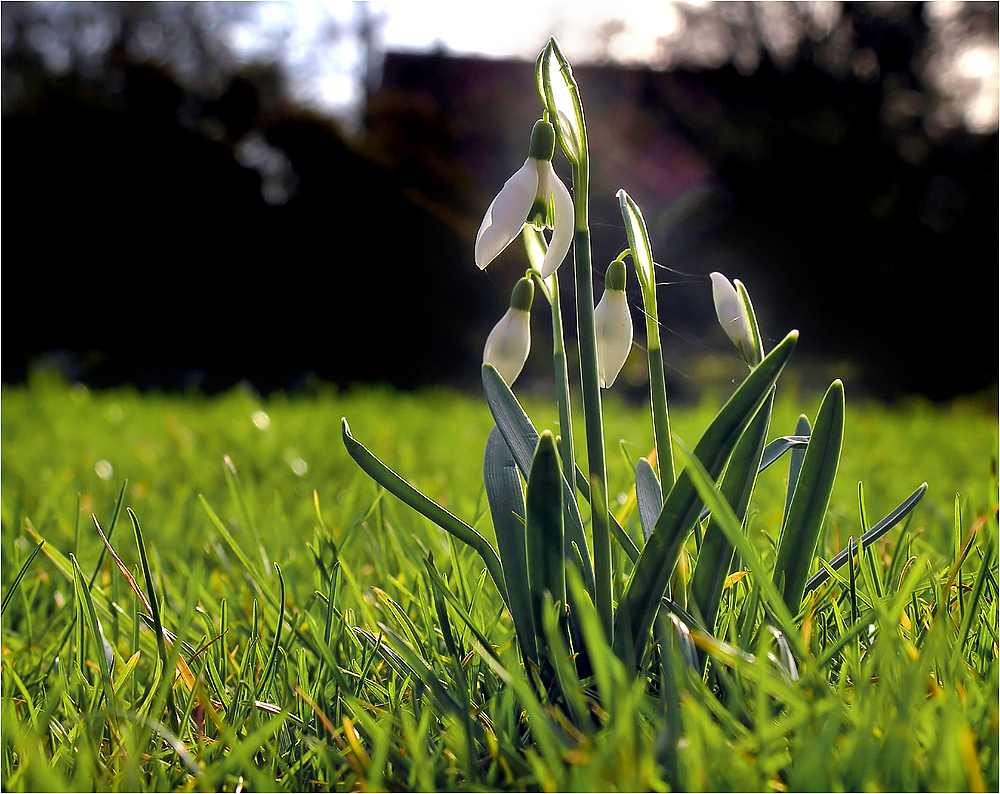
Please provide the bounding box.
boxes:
[378,0,684,61]
[225,0,998,135]
[229,0,693,120]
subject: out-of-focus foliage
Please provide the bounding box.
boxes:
[2,2,997,398]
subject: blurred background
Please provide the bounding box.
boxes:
[2,1,997,400]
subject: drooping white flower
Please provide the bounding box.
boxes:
[595,260,633,388]
[475,121,573,279]
[483,277,534,385]
[710,271,753,358]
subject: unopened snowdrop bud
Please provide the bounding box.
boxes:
[594,259,632,388]
[475,120,573,278]
[484,277,534,385]
[710,271,753,360]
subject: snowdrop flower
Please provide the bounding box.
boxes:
[595,259,633,388]
[484,277,534,385]
[710,272,754,361]
[475,120,573,279]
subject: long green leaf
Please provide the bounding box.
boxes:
[761,435,810,472]
[635,458,661,542]
[671,442,806,659]
[341,417,508,607]
[483,425,537,664]
[612,330,797,666]
[253,563,285,703]
[803,482,927,594]
[773,380,845,611]
[690,390,773,638]
[481,365,596,595]
[783,415,812,524]
[526,431,567,653]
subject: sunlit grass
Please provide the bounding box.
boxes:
[2,373,997,791]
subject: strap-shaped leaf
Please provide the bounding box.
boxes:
[483,425,536,664]
[783,415,812,524]
[71,553,115,706]
[773,380,845,611]
[761,435,810,472]
[612,330,797,666]
[690,391,773,638]
[341,417,508,607]
[526,431,567,638]
[635,458,662,542]
[672,441,806,657]
[693,433,808,525]
[482,365,596,595]
[803,482,927,594]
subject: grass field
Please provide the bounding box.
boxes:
[2,372,997,791]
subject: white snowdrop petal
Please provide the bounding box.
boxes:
[595,290,633,388]
[483,308,531,385]
[475,159,538,269]
[538,161,574,278]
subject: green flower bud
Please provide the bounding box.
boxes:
[527,119,556,162]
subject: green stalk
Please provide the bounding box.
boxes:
[538,37,612,638]
[526,232,577,498]
[548,278,577,497]
[619,189,674,491]
[572,221,613,639]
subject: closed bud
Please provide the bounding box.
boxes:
[595,260,632,388]
[710,271,753,361]
[484,277,534,385]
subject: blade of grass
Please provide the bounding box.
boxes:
[70,553,115,709]
[2,539,45,618]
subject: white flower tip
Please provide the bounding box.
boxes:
[483,308,531,386]
[710,272,744,344]
[475,159,537,271]
[594,290,632,390]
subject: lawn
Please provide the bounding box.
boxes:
[2,371,996,791]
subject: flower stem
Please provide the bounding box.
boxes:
[618,189,674,493]
[645,313,675,494]
[533,270,578,499]
[573,215,612,639]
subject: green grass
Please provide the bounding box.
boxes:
[2,372,997,791]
